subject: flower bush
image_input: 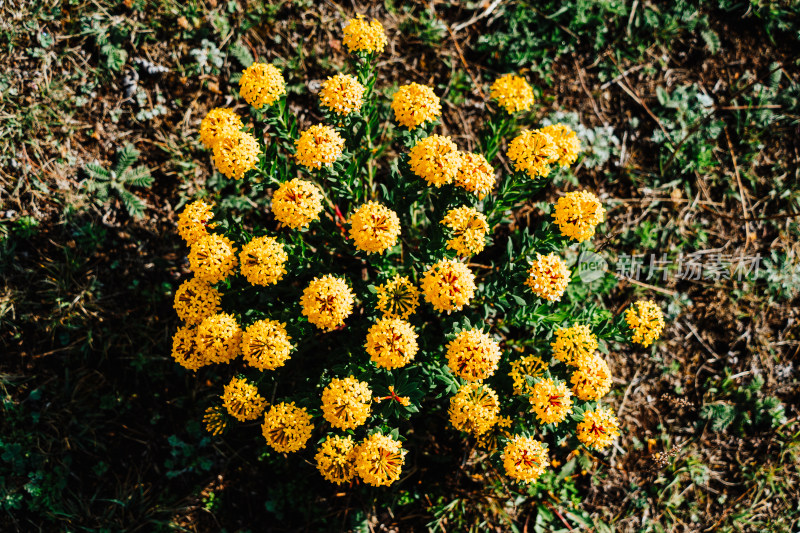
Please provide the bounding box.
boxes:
[170,14,665,488]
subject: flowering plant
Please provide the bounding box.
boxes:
[171,15,665,488]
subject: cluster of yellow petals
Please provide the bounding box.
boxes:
[525,252,570,302]
[508,354,549,395]
[212,130,260,180]
[199,108,242,150]
[196,312,242,364]
[408,134,461,187]
[261,402,314,453]
[441,206,489,257]
[353,433,406,487]
[421,259,476,313]
[540,123,581,167]
[241,319,294,371]
[315,435,357,485]
[529,378,573,426]
[300,275,355,331]
[171,325,205,371]
[295,124,345,170]
[342,15,388,55]
[365,317,419,369]
[577,407,620,450]
[321,376,372,430]
[392,82,442,130]
[203,405,227,436]
[448,383,500,436]
[239,63,286,109]
[375,275,420,319]
[490,74,535,114]
[221,377,267,422]
[348,202,401,255]
[177,199,215,246]
[552,190,605,243]
[173,277,221,325]
[502,435,550,483]
[507,129,558,179]
[239,236,288,286]
[446,328,502,382]
[320,74,365,116]
[570,353,612,401]
[272,178,325,229]
[551,324,598,366]
[625,300,666,347]
[188,233,238,285]
[454,152,495,199]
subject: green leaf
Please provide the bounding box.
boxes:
[84,162,111,181]
[122,166,154,188]
[114,144,140,175]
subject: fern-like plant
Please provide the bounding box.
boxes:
[83,144,153,219]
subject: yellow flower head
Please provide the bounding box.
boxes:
[239,236,288,286]
[321,376,372,430]
[446,329,502,382]
[421,259,476,313]
[391,83,442,130]
[577,407,621,450]
[365,317,419,369]
[315,435,357,485]
[171,325,206,371]
[571,353,612,401]
[490,74,535,114]
[196,312,242,364]
[455,152,495,199]
[448,383,500,436]
[529,378,573,426]
[551,324,598,366]
[174,277,221,325]
[203,405,227,436]
[342,14,388,55]
[295,124,345,170]
[300,275,355,331]
[375,275,420,319]
[199,108,243,150]
[221,376,267,422]
[540,123,581,167]
[272,178,325,229]
[408,134,461,187]
[508,354,549,395]
[261,402,314,453]
[239,63,286,109]
[212,130,261,180]
[177,199,215,246]
[502,435,550,483]
[188,233,238,285]
[552,190,605,243]
[353,433,406,487]
[320,74,366,116]
[441,206,489,257]
[507,129,558,179]
[348,202,401,255]
[242,319,294,371]
[625,300,665,347]
[525,252,570,302]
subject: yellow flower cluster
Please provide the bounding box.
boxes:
[262,402,314,453]
[221,377,267,422]
[365,318,419,369]
[625,300,665,347]
[529,378,573,426]
[239,236,288,286]
[448,383,500,436]
[570,353,612,401]
[173,277,221,325]
[188,233,238,284]
[300,275,355,331]
[196,312,242,364]
[455,152,495,199]
[502,435,550,483]
[239,63,286,110]
[421,259,476,313]
[212,130,261,180]
[272,178,325,229]
[348,202,401,255]
[441,206,489,257]
[320,73,365,116]
[490,74,535,114]
[199,108,242,150]
[241,319,294,371]
[203,405,227,436]
[508,354,549,395]
[507,129,558,179]
[408,134,461,187]
[171,325,205,371]
[342,15,387,55]
[525,252,570,302]
[177,199,215,246]
[321,376,372,430]
[295,124,345,170]
[446,329,502,382]
[315,435,357,485]
[540,123,581,167]
[552,190,605,243]
[375,275,420,319]
[551,324,598,366]
[353,433,406,487]
[576,407,620,450]
[391,83,442,130]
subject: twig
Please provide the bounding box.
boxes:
[724,126,752,252]
[607,269,679,297]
